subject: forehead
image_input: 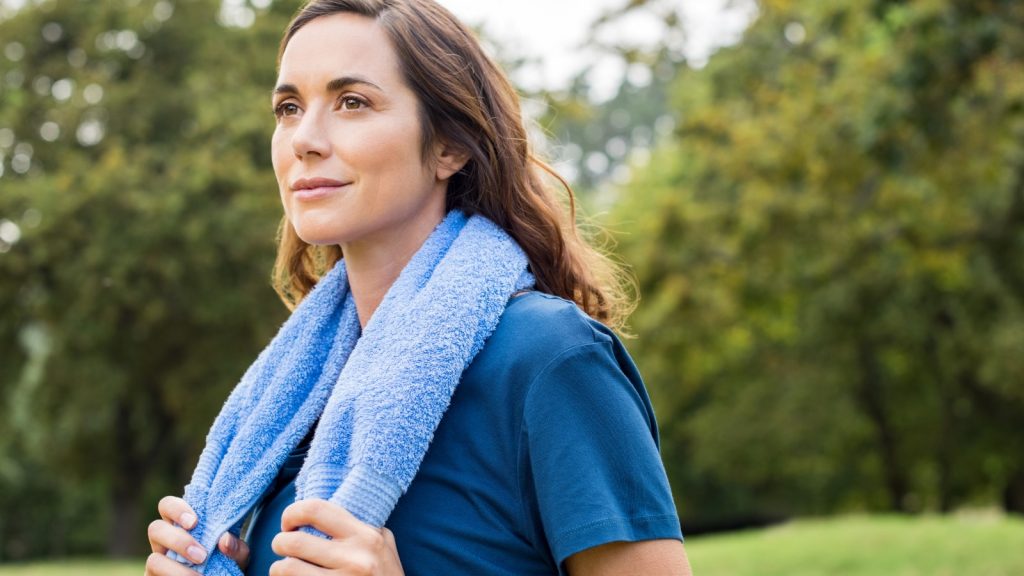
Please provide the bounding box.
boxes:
[277,12,403,88]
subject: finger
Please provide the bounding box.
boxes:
[271,530,338,568]
[145,551,202,575]
[280,498,367,538]
[147,519,208,565]
[219,532,251,570]
[148,519,168,556]
[268,556,333,576]
[272,531,387,573]
[157,495,198,530]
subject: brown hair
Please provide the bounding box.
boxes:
[271,0,635,331]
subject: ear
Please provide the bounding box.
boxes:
[432,139,471,181]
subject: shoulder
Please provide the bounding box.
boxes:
[461,290,639,414]
[466,290,655,432]
[490,290,619,359]
[468,290,634,392]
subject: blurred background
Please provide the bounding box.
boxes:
[1,0,1023,573]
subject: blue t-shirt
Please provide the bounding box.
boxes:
[243,291,682,575]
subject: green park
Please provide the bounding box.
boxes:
[2,0,1023,573]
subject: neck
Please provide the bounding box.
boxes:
[344,250,411,330]
[341,207,446,330]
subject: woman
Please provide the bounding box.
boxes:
[146,1,691,574]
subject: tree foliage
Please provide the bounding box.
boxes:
[0,0,303,558]
[609,0,1024,528]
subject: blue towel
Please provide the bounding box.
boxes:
[167,210,534,574]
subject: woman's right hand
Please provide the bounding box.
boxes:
[145,495,251,575]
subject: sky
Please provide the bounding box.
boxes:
[437,0,757,101]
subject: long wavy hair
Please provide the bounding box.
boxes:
[271,0,635,331]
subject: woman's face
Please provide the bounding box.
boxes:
[271,12,457,252]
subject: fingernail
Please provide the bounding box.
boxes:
[181,512,196,529]
[221,533,237,553]
[187,544,207,564]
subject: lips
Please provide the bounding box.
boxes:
[290,177,350,201]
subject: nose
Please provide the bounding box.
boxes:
[291,106,330,159]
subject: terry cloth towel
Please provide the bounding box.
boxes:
[167,210,534,575]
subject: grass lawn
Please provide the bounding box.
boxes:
[687,512,1024,575]
[0,560,142,576]
[0,513,1021,575]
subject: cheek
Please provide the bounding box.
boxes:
[271,131,287,174]
[270,132,291,212]
[346,122,424,177]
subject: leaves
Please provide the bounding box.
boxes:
[608,0,1024,525]
[0,0,296,559]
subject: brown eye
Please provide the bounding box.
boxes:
[274,102,298,118]
[341,96,366,111]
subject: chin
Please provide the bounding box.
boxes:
[296,231,341,247]
[291,219,342,247]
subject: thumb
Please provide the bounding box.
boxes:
[218,532,251,570]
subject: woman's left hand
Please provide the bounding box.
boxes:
[270,499,404,576]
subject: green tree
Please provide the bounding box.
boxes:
[609,0,1024,528]
[0,0,303,558]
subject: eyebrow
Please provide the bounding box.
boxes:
[271,75,383,99]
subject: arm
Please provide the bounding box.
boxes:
[566,539,692,576]
[524,341,686,571]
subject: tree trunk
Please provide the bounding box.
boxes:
[935,388,956,513]
[856,339,910,512]
[1004,470,1024,514]
[108,485,141,557]
[107,401,144,557]
[959,373,1024,515]
[927,308,957,513]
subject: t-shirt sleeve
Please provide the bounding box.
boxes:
[522,340,683,573]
